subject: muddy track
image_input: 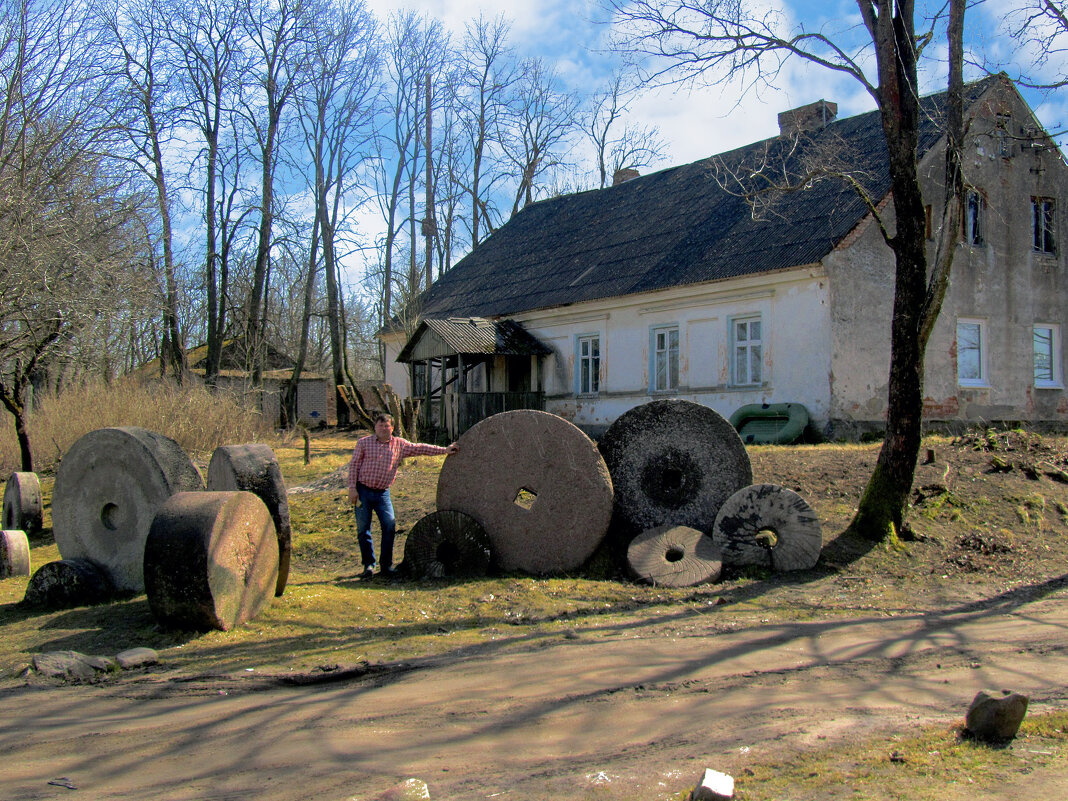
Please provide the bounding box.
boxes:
[2,585,1068,801]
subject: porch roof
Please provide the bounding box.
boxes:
[397,317,551,363]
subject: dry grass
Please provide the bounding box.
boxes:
[0,378,273,474]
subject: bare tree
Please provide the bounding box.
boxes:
[585,73,667,188]
[992,0,1068,90]
[610,0,968,543]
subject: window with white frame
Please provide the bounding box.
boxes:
[1033,324,1062,388]
[577,334,600,394]
[651,325,679,391]
[966,190,984,245]
[731,315,762,386]
[1033,197,1056,254]
[956,318,987,386]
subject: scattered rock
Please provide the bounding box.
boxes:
[0,529,30,578]
[690,767,734,800]
[32,651,114,681]
[116,647,159,669]
[965,689,1029,742]
[376,778,431,800]
[22,559,114,609]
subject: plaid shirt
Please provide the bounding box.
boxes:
[347,435,448,491]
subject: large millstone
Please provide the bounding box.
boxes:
[626,524,722,587]
[3,472,42,534]
[52,427,204,592]
[598,400,752,535]
[144,491,279,631]
[436,410,613,574]
[207,444,291,597]
[0,529,30,578]
[404,510,492,579]
[712,483,822,571]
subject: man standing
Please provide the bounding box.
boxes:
[347,413,458,578]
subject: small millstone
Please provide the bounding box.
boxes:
[0,529,30,578]
[965,689,1029,742]
[116,647,159,669]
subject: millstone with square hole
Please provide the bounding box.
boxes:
[712,483,822,571]
[598,400,752,536]
[207,443,291,597]
[436,410,613,574]
[626,524,722,587]
[52,427,204,592]
[0,529,30,578]
[3,472,42,535]
[144,491,279,631]
[404,510,492,579]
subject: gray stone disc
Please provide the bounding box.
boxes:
[144,491,279,632]
[436,410,613,574]
[626,524,722,587]
[3,472,42,534]
[0,529,30,578]
[52,427,204,592]
[404,510,492,579]
[22,558,114,608]
[598,400,752,535]
[207,444,291,597]
[712,483,822,571]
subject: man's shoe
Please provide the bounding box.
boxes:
[359,567,374,579]
[380,566,397,577]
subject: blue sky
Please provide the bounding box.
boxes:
[363,0,1066,168]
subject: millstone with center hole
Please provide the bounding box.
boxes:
[0,529,30,578]
[598,400,752,535]
[3,472,42,534]
[207,444,291,597]
[52,427,204,591]
[436,410,613,574]
[404,510,492,579]
[712,483,822,571]
[22,558,114,608]
[144,491,279,631]
[626,524,722,587]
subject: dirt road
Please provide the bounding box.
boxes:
[2,583,1067,801]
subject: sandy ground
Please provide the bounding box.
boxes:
[2,582,1067,801]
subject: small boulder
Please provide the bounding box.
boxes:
[116,647,159,669]
[965,689,1029,742]
[376,778,430,800]
[32,651,114,681]
[690,767,734,801]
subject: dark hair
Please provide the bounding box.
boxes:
[374,413,394,425]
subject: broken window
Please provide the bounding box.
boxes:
[577,334,600,394]
[965,191,984,246]
[1034,324,1062,388]
[731,315,762,386]
[1033,198,1056,254]
[651,325,679,392]
[956,319,987,386]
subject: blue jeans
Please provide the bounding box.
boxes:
[354,483,396,569]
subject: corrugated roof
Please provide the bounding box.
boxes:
[397,317,551,362]
[415,78,999,319]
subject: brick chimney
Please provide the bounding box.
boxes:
[777,100,837,136]
[612,168,640,186]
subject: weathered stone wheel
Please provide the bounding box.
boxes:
[22,558,114,608]
[3,472,42,535]
[598,400,752,535]
[437,410,613,574]
[144,491,279,631]
[0,529,30,578]
[404,510,492,579]
[712,483,822,571]
[207,444,291,597]
[626,524,722,587]
[52,427,204,592]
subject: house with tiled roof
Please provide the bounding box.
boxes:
[384,75,1068,439]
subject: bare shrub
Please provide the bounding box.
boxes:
[0,379,274,475]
